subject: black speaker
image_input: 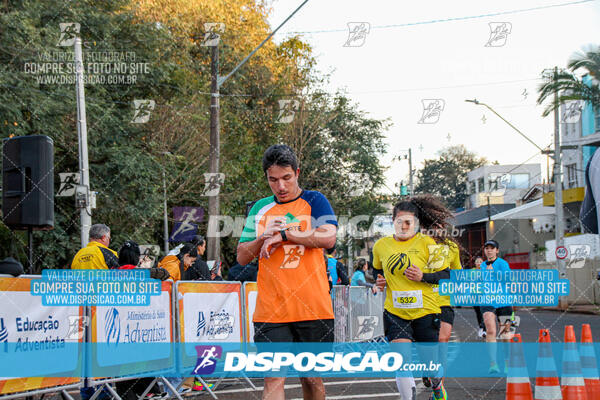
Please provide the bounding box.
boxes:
[2,135,54,230]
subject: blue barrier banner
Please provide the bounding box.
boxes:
[439,269,570,307]
[31,269,162,306]
[0,342,599,378]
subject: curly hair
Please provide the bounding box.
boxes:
[393,195,457,245]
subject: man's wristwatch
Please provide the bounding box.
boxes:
[279,229,288,241]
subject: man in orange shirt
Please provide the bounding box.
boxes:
[237,145,337,400]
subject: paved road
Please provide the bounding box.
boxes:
[181,308,600,400]
[56,308,599,400]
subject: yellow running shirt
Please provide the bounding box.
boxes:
[427,241,462,307]
[373,233,440,320]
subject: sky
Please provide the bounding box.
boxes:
[266,0,600,192]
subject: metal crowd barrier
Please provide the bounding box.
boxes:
[0,276,387,400]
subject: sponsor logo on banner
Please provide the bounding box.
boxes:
[0,318,8,352]
[105,308,121,345]
[193,345,223,374]
[355,316,378,341]
[196,310,234,340]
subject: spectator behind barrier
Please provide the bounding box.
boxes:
[0,257,24,276]
[118,240,169,280]
[115,239,165,399]
[184,234,223,281]
[158,243,197,281]
[351,259,377,294]
[71,224,119,270]
[227,260,258,282]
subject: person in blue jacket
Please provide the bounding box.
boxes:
[351,259,378,294]
[480,239,513,374]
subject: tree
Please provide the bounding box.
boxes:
[414,145,487,210]
[537,45,600,116]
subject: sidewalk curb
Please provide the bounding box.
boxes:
[528,306,600,316]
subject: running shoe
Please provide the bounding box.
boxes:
[192,380,214,392]
[478,328,486,338]
[488,363,501,375]
[429,381,448,400]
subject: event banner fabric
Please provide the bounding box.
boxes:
[0,277,82,395]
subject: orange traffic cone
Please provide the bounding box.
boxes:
[506,333,533,400]
[580,324,600,400]
[534,329,562,400]
[561,325,588,400]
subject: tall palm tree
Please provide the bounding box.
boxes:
[537,46,600,117]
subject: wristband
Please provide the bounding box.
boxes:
[280,229,288,241]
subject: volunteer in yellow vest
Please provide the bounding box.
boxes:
[71,224,119,269]
[237,144,337,400]
[374,197,451,400]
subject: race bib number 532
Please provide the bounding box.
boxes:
[392,290,423,309]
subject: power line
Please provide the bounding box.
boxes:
[281,0,596,35]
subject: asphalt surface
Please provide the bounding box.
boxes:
[54,308,599,400]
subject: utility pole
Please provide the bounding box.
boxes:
[408,148,414,195]
[207,44,220,261]
[74,38,91,247]
[205,0,310,261]
[162,169,169,255]
[551,66,567,309]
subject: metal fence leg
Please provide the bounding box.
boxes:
[194,377,217,400]
[60,389,75,400]
[159,377,184,400]
[138,377,160,399]
[102,383,122,400]
[241,374,257,390]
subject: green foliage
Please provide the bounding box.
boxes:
[415,145,487,210]
[537,46,600,116]
[0,0,389,271]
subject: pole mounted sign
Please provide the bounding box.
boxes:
[555,246,568,260]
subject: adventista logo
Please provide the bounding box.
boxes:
[0,318,8,352]
[197,311,206,337]
[193,345,222,375]
[104,307,121,345]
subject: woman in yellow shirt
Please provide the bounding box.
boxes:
[374,195,453,400]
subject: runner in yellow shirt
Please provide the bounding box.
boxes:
[420,222,462,390]
[374,196,452,400]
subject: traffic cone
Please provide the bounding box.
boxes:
[561,325,588,400]
[534,329,562,400]
[506,333,533,400]
[580,324,600,400]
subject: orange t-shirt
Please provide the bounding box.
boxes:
[240,190,337,323]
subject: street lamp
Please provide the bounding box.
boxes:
[464,99,545,152]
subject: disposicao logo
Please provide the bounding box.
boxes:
[193,345,223,375]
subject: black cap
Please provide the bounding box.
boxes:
[484,240,499,249]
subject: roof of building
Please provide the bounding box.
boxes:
[451,203,516,226]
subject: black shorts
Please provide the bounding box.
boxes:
[383,310,440,342]
[480,306,513,318]
[440,306,455,325]
[253,319,334,343]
